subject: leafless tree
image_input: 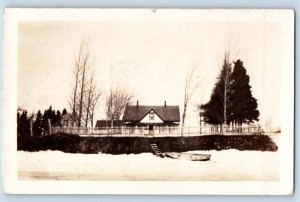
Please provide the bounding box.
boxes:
[208,51,232,133]
[223,53,231,124]
[83,73,102,127]
[69,44,83,124]
[84,74,94,127]
[221,52,232,126]
[105,87,133,127]
[69,40,93,127]
[181,65,202,135]
[89,90,101,128]
[78,42,91,126]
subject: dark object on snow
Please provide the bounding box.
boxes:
[165,152,211,161]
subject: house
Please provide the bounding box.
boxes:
[95,120,124,128]
[122,101,180,131]
[60,113,77,127]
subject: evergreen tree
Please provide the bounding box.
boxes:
[47,107,56,126]
[42,109,49,133]
[201,58,259,127]
[42,106,54,133]
[229,60,259,124]
[33,110,43,136]
[201,53,232,125]
[18,111,30,136]
[201,83,224,125]
[54,110,62,126]
[62,108,67,116]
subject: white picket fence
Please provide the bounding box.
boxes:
[52,125,262,137]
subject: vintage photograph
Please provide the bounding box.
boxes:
[3,9,294,194]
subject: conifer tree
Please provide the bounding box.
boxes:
[54,110,62,126]
[200,58,259,127]
[62,108,67,116]
[18,111,30,136]
[33,110,43,136]
[229,60,259,125]
[42,106,54,134]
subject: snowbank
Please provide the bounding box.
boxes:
[18,149,279,181]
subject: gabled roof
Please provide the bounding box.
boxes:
[95,120,123,128]
[123,105,180,122]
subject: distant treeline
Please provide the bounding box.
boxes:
[17,106,67,136]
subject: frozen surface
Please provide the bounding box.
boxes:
[18,135,280,181]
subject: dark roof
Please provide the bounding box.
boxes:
[95,120,123,128]
[123,105,180,122]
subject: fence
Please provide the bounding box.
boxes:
[52,125,261,137]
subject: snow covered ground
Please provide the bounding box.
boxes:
[18,135,280,181]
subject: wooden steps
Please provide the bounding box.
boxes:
[149,143,164,157]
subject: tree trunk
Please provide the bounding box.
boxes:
[85,78,93,127]
[90,113,94,128]
[78,62,87,127]
[181,103,187,136]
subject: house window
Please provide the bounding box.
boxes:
[149,111,155,121]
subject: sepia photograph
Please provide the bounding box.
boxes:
[3,8,294,194]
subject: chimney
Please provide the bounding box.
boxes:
[137,100,139,107]
[164,101,166,107]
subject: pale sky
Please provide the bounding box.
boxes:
[18,11,288,129]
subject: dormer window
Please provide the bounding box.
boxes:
[149,111,155,121]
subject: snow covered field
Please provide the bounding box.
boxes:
[18,136,280,181]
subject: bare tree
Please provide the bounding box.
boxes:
[105,87,132,127]
[89,90,101,128]
[223,52,231,126]
[181,65,202,135]
[78,42,90,126]
[69,40,94,127]
[199,51,232,134]
[69,44,83,124]
[84,73,102,127]
[105,65,133,128]
[84,74,94,127]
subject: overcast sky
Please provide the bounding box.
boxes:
[18,10,290,129]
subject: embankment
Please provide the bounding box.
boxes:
[17,133,278,154]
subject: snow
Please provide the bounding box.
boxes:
[18,148,279,181]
